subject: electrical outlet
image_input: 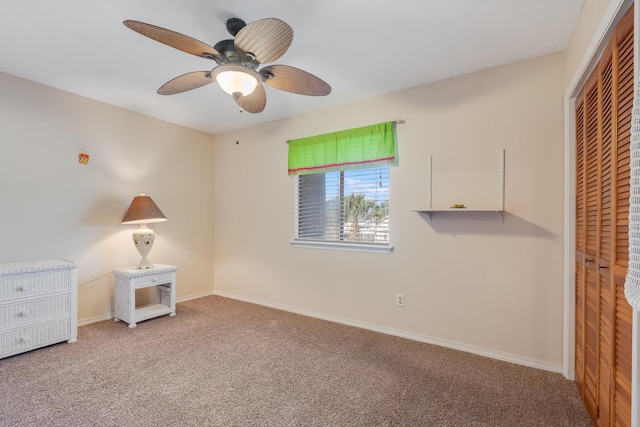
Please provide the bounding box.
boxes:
[396,293,405,307]
[222,268,227,278]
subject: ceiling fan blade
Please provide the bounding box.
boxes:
[234,84,266,113]
[234,18,293,64]
[157,71,214,95]
[124,20,221,61]
[261,65,331,96]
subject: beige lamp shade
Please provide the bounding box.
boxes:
[122,193,167,225]
[122,193,167,269]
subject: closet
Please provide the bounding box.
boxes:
[575,5,633,427]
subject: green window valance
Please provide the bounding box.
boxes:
[287,121,397,176]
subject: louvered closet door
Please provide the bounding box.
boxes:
[575,89,586,410]
[584,75,601,421]
[574,5,633,427]
[612,12,633,425]
[599,49,613,427]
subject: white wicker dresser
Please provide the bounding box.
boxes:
[0,260,77,359]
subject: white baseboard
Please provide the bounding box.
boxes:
[213,290,563,374]
[176,290,215,303]
[78,313,113,327]
[77,290,216,327]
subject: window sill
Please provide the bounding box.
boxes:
[290,240,393,254]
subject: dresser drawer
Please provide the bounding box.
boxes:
[0,271,72,302]
[131,272,174,289]
[0,318,71,357]
[0,294,71,329]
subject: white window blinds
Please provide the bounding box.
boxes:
[294,166,389,245]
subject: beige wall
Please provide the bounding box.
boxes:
[565,0,612,86]
[564,0,632,88]
[0,72,216,323]
[212,52,566,369]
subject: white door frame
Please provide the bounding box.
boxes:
[563,1,638,425]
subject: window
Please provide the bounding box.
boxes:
[288,121,397,252]
[294,166,389,245]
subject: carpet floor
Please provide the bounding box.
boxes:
[0,295,592,426]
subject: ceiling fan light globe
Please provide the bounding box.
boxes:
[217,70,258,97]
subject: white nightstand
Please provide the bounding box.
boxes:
[112,264,177,328]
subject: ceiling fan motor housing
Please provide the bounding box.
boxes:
[213,39,258,69]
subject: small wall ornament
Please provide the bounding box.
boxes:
[78,150,90,165]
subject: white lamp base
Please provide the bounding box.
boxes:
[132,225,155,269]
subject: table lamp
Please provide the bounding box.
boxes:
[122,193,167,269]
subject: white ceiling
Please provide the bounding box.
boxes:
[0,0,585,135]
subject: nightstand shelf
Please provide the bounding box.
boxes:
[133,303,172,322]
[112,264,177,328]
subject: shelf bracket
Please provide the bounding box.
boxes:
[499,148,505,212]
[427,155,433,210]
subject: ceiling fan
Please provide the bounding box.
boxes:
[123,17,331,113]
